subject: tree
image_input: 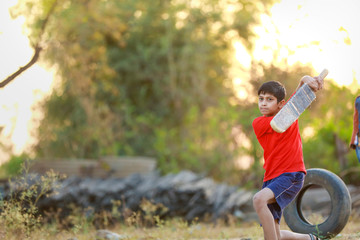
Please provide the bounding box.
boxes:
[12,0,274,179]
[302,82,358,177]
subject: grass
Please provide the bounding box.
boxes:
[0,219,360,240]
[1,213,359,239]
[68,217,360,240]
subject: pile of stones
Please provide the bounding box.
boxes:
[2,170,256,223]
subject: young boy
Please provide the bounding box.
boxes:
[252,74,324,240]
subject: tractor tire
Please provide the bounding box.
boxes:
[283,168,351,239]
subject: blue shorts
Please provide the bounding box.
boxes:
[262,171,305,223]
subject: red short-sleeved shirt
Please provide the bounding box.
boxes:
[252,116,306,182]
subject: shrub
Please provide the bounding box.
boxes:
[0,163,63,239]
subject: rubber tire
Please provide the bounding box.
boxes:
[283,168,351,239]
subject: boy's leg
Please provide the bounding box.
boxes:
[253,187,278,240]
[273,211,314,240]
[255,172,308,239]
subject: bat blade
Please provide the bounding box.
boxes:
[270,69,328,133]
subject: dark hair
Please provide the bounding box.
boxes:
[258,81,286,102]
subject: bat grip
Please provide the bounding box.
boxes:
[318,69,329,80]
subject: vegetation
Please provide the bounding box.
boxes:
[1,220,360,239]
[0,165,63,239]
[0,0,358,187]
[1,167,359,239]
[6,0,274,182]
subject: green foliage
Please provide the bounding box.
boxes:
[0,154,27,178]
[11,0,360,186]
[301,81,360,182]
[0,167,63,239]
[303,120,339,172]
[12,0,274,180]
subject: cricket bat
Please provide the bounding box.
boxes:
[270,69,329,133]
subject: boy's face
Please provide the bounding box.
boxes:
[258,92,285,117]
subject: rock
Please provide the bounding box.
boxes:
[95,230,126,240]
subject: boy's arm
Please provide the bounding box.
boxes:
[253,117,274,138]
[350,97,359,149]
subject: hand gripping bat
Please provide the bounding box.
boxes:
[270,69,329,133]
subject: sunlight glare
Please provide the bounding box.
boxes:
[0,0,53,163]
[237,0,360,89]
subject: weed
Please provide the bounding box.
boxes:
[139,198,168,227]
[0,161,64,239]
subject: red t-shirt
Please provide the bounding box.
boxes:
[252,116,306,182]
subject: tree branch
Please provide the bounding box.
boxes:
[0,45,42,88]
[0,0,58,88]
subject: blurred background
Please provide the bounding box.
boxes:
[0,0,360,188]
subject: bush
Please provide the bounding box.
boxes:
[0,154,28,178]
[0,166,63,239]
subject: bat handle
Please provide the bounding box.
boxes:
[318,69,329,80]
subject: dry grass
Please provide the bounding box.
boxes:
[2,216,358,240]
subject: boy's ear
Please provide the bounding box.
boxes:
[278,99,286,109]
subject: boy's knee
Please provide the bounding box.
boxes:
[252,192,265,209]
[253,188,275,210]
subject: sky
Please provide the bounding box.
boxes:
[0,0,360,164]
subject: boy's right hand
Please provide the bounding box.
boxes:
[298,75,324,92]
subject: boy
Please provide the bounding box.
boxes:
[252,74,324,240]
